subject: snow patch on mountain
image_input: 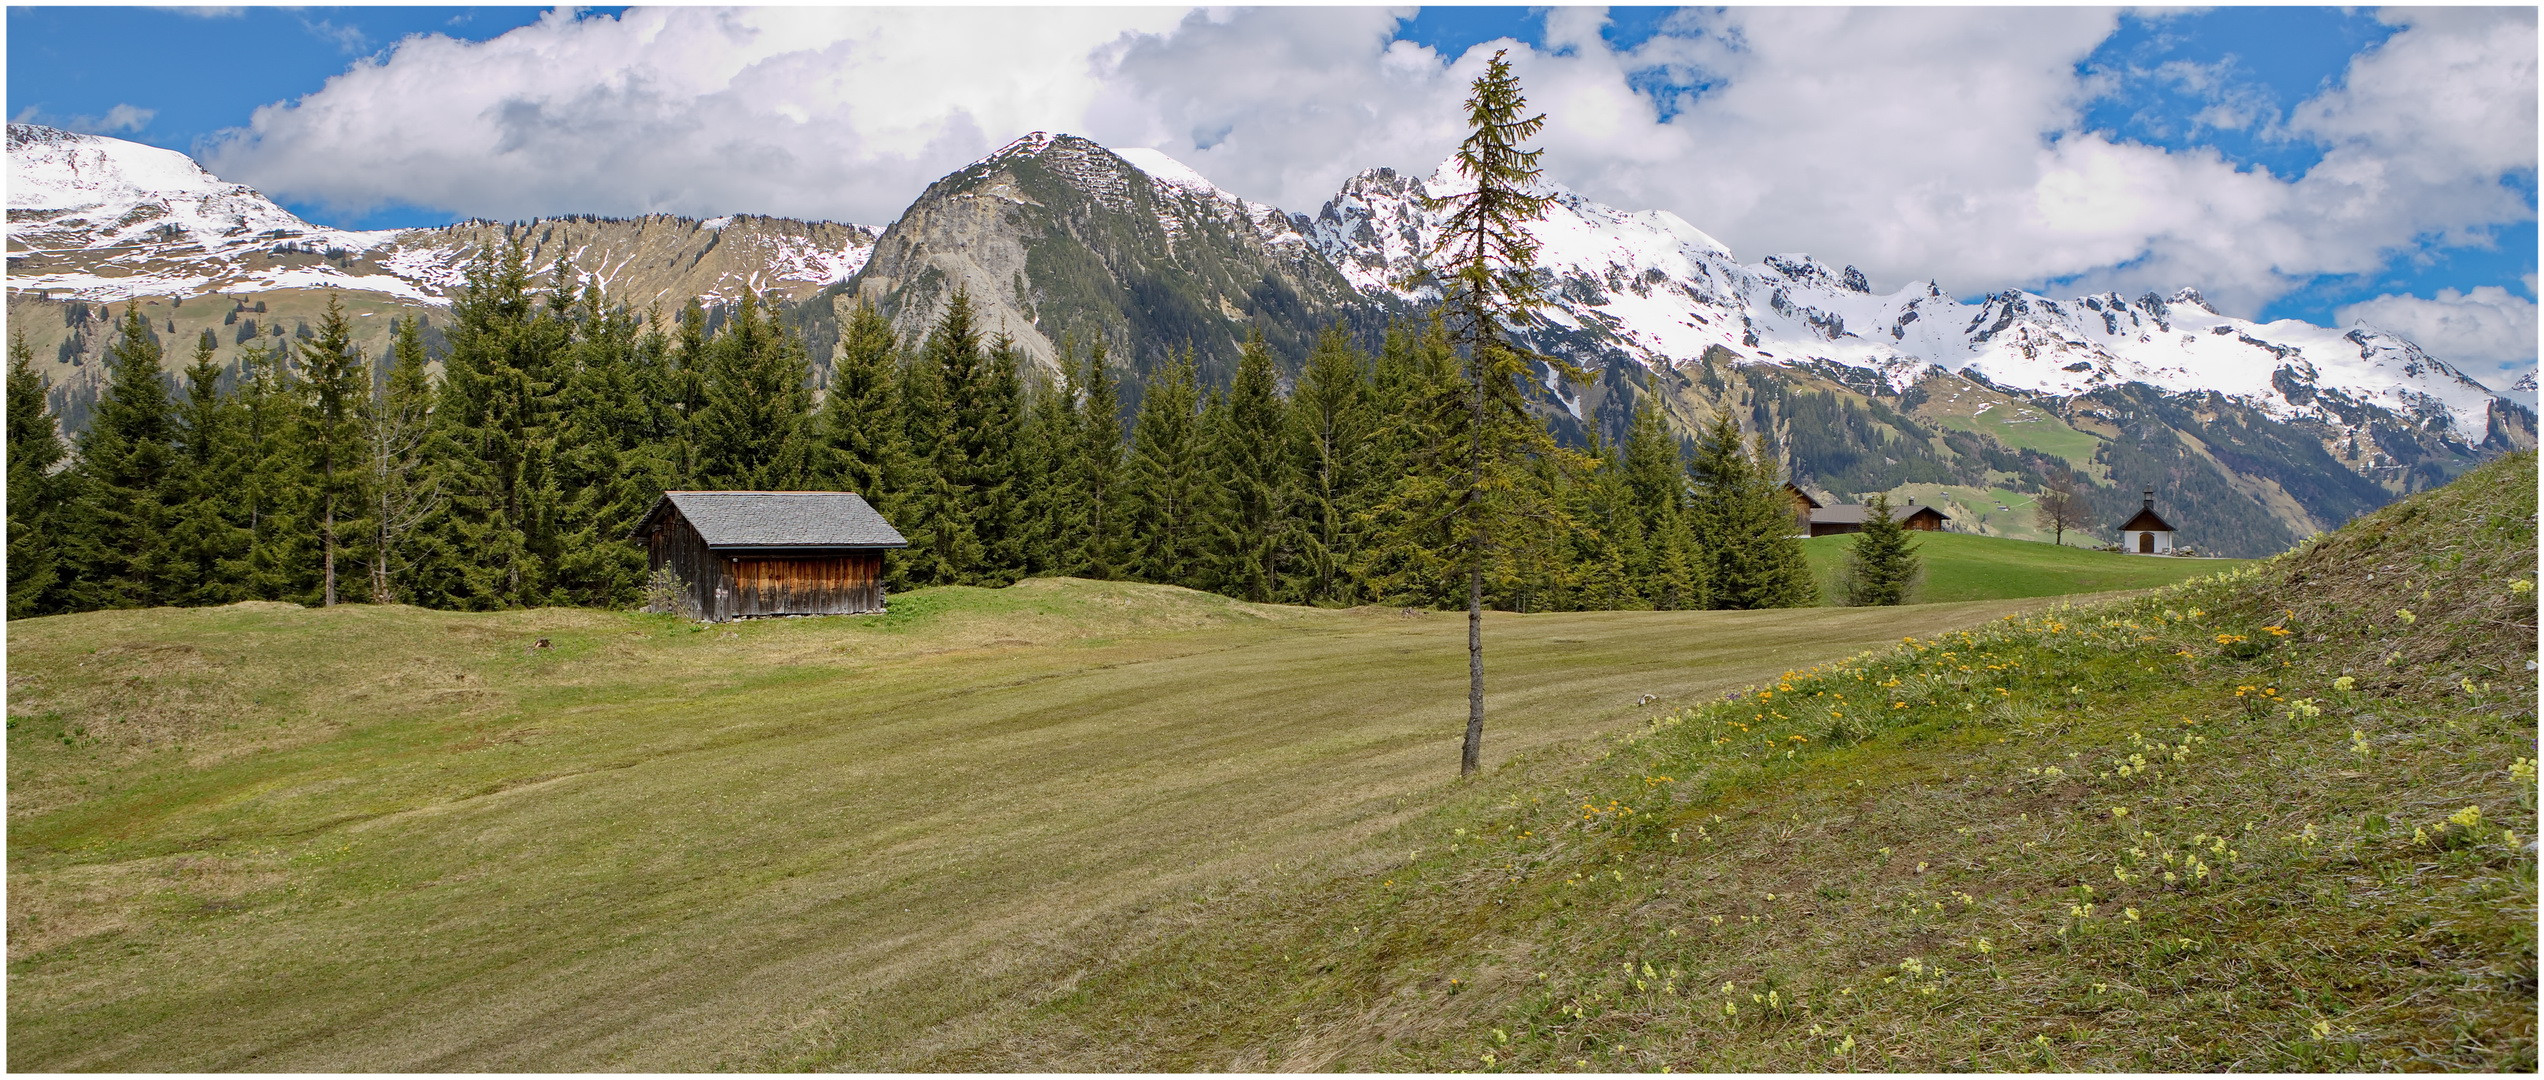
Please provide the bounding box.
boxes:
[1298,157,2514,444]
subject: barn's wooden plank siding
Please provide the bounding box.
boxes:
[646,514,727,619]
[725,552,884,618]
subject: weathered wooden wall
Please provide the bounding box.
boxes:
[644,515,726,619]
[723,552,886,618]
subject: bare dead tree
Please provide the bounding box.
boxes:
[2034,465,2089,547]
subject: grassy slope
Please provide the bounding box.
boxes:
[5,579,2064,1071]
[1805,530,2254,605]
[953,452,2537,1072]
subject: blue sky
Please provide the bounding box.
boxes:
[7,6,2536,373]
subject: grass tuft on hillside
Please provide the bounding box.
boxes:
[1803,529,2254,605]
[929,453,2536,1072]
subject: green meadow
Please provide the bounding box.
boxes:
[951,453,2535,1071]
[1804,529,2254,604]
[11,456,2527,1071]
[9,581,2060,1070]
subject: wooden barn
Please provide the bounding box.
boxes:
[632,491,908,621]
[1787,483,1952,537]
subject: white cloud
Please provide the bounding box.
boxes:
[207,7,1192,225]
[22,102,158,134]
[201,5,2535,326]
[2338,286,2540,375]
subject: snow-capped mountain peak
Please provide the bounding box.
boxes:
[6,123,878,308]
[8,123,321,247]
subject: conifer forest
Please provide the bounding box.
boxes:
[6,244,1831,622]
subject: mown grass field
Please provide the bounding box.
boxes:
[6,580,2079,1071]
[1804,529,2254,604]
[953,453,2535,1071]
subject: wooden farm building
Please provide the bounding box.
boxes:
[633,491,907,621]
[2118,490,2178,554]
[1786,483,1950,537]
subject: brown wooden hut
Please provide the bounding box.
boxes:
[632,491,908,621]
[1803,499,1950,537]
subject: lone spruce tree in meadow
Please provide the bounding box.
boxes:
[1840,492,1921,606]
[1424,50,1566,777]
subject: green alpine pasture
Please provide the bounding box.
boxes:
[1804,529,2254,604]
[945,452,2535,1071]
[10,581,2062,1071]
[14,455,2523,1072]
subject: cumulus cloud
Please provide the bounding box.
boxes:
[202,5,2535,326]
[2338,286,2540,376]
[206,7,1190,224]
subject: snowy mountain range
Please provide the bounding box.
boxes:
[9,123,2532,555]
[6,124,876,310]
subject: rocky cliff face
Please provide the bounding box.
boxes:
[834,132,1393,386]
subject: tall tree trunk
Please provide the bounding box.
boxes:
[322,496,336,606]
[1463,562,1484,776]
[1461,354,1488,778]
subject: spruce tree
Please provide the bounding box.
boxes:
[233,341,311,601]
[1122,350,1211,586]
[1561,440,1648,611]
[6,328,69,618]
[60,307,181,610]
[1016,351,1079,575]
[1283,325,1375,605]
[663,298,711,486]
[1207,330,1291,602]
[552,291,659,607]
[412,242,558,609]
[1621,396,1705,609]
[1356,317,1467,609]
[818,299,905,507]
[1839,493,1921,606]
[966,331,1027,581]
[692,290,815,490]
[1421,51,1567,776]
[166,330,249,605]
[1689,414,1818,609]
[299,295,371,606]
[897,295,986,585]
[1070,339,1129,580]
[365,316,443,604]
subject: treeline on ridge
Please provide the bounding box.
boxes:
[6,243,1829,620]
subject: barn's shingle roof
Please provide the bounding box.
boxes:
[640,491,908,549]
[1809,503,1949,525]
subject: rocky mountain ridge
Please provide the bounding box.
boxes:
[9,124,2533,555]
[6,124,877,311]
